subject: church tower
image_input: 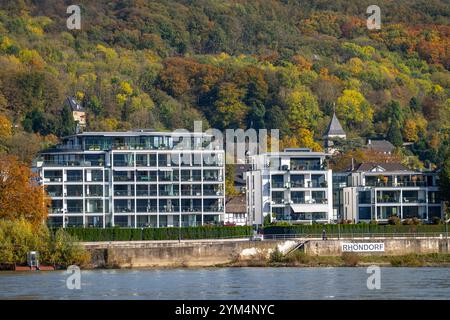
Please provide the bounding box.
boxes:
[323,112,346,154]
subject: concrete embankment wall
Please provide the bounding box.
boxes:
[83,238,450,268]
[303,238,450,256]
[84,239,292,268]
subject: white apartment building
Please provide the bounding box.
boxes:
[34,130,225,228]
[246,149,333,225]
[341,163,443,223]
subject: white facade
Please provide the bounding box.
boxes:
[342,169,443,223]
[35,131,225,228]
[246,149,333,225]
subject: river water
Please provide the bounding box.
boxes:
[0,267,449,300]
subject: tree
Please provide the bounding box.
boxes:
[439,157,450,204]
[212,83,247,129]
[387,119,403,147]
[0,114,12,139]
[286,87,322,131]
[280,128,323,152]
[336,89,373,128]
[0,154,50,227]
[4,132,44,164]
[59,104,76,136]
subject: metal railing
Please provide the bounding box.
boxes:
[263,232,448,240]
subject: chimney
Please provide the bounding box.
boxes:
[351,157,355,171]
[368,139,371,145]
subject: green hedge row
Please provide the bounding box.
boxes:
[263,224,447,235]
[58,226,252,241]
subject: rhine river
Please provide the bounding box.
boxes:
[1,267,449,299]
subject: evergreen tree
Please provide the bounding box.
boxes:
[59,104,76,136]
[387,119,403,147]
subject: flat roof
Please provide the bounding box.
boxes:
[64,130,212,139]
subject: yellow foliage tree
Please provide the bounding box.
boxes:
[0,114,12,139]
[0,155,50,228]
[402,119,419,142]
[280,128,323,152]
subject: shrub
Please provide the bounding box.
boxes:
[388,215,401,225]
[430,216,442,225]
[269,248,284,263]
[390,254,423,267]
[62,226,252,241]
[341,252,359,266]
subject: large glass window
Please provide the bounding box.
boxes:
[358,191,371,204]
[358,207,372,220]
[271,175,284,188]
[113,154,134,167]
[291,191,305,204]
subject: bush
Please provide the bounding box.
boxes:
[388,215,401,225]
[61,226,252,241]
[0,220,90,267]
[390,254,423,267]
[430,216,442,225]
[269,248,284,263]
[341,252,359,266]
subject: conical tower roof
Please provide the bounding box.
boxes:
[325,112,346,137]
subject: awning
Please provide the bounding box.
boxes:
[290,204,328,213]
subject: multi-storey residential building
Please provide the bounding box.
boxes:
[33,130,225,228]
[341,163,443,223]
[246,149,333,225]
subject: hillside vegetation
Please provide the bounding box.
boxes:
[0,0,449,168]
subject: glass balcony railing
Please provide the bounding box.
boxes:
[159,191,179,196]
[44,176,63,182]
[203,206,223,212]
[203,190,224,196]
[136,206,158,213]
[66,176,83,182]
[66,207,83,213]
[181,206,202,212]
[136,190,157,196]
[48,192,63,197]
[377,197,400,203]
[271,182,284,188]
[402,197,426,203]
[114,190,134,196]
[114,207,134,213]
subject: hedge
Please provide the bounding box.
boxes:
[58,226,252,241]
[263,224,447,235]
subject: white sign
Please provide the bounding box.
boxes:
[341,242,384,252]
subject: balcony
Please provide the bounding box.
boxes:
[203,190,224,196]
[377,197,400,203]
[114,207,134,213]
[136,190,157,196]
[114,190,134,196]
[136,206,158,213]
[48,192,63,197]
[159,190,179,196]
[203,206,223,212]
[402,197,426,204]
[44,176,63,182]
[271,182,284,188]
[66,176,83,182]
[66,207,83,214]
[181,206,202,213]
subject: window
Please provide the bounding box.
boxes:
[358,207,371,220]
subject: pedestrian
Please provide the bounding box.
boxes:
[322,229,327,240]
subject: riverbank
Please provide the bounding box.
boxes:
[221,252,450,268]
[81,238,450,269]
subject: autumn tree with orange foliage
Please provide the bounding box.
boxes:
[0,155,50,227]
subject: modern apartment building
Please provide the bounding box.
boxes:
[340,163,443,223]
[246,149,333,225]
[33,130,225,228]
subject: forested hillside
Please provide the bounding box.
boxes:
[0,0,449,168]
